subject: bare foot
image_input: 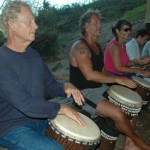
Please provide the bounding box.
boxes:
[124,137,141,150]
[124,134,150,150]
[134,139,150,150]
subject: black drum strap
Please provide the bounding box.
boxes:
[84,97,97,109]
[73,97,97,109]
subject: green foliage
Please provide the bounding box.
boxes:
[56,3,85,32]
[0,0,147,58]
[122,4,146,22]
[30,29,59,58]
[0,32,5,46]
[32,1,59,58]
[79,0,146,22]
[33,0,146,58]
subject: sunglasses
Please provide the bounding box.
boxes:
[122,27,132,32]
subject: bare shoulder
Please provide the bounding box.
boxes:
[109,43,120,53]
[71,40,89,55]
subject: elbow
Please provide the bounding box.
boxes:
[115,66,123,72]
[84,73,93,81]
[116,68,121,72]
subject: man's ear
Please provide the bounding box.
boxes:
[7,19,16,31]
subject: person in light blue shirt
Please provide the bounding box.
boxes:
[142,40,150,56]
[126,28,150,65]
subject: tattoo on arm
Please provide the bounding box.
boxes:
[78,47,88,55]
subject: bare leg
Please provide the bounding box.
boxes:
[96,99,150,150]
[124,117,141,150]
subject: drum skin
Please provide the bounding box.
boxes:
[107,85,143,116]
[99,85,143,150]
[46,113,100,150]
[132,76,150,105]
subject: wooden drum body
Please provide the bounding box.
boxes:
[107,85,143,116]
[132,76,150,105]
[46,113,100,150]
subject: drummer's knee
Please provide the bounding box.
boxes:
[113,108,126,121]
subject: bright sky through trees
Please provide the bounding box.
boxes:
[0,0,88,10]
[41,0,86,7]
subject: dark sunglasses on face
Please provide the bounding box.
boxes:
[122,27,132,32]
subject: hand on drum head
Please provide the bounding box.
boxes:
[58,104,86,127]
[116,77,137,88]
[64,83,85,106]
[137,69,150,77]
[138,56,150,65]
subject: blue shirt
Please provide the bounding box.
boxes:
[142,40,150,56]
[0,46,65,136]
[126,38,141,60]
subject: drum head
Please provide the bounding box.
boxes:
[144,77,150,83]
[132,76,150,88]
[49,113,100,143]
[108,85,142,108]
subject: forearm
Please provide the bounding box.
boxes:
[58,104,67,114]
[127,60,138,67]
[64,82,75,91]
[115,66,140,74]
[85,71,119,84]
[85,70,137,89]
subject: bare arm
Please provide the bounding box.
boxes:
[128,56,150,67]
[110,44,150,77]
[71,41,136,88]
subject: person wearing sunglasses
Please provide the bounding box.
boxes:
[69,11,150,149]
[126,28,150,66]
[103,20,150,150]
[104,20,150,78]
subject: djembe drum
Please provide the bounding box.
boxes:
[132,76,150,105]
[99,85,143,150]
[107,85,143,116]
[46,113,101,150]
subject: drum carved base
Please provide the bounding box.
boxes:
[46,126,98,150]
[99,136,116,150]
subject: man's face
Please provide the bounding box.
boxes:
[139,35,150,46]
[10,6,38,43]
[86,14,102,37]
